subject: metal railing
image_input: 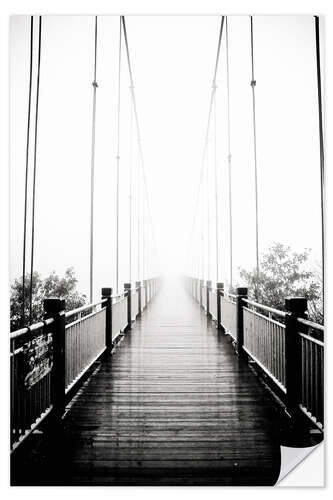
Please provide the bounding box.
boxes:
[10,319,54,451]
[10,277,160,451]
[209,288,217,320]
[64,301,106,393]
[220,294,237,341]
[297,318,324,429]
[201,284,207,312]
[131,289,139,321]
[185,276,324,431]
[243,300,286,392]
[112,293,128,341]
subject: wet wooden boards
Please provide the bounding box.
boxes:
[12,280,281,486]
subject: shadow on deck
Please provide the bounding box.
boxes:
[12,279,282,486]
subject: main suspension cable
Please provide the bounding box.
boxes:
[121,15,159,279]
[22,16,34,326]
[314,16,325,309]
[28,15,42,324]
[89,15,98,303]
[187,16,225,280]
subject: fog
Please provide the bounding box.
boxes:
[10,15,323,299]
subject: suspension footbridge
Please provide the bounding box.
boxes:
[10,14,324,486]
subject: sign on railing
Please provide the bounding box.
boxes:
[10,322,54,451]
[9,277,161,451]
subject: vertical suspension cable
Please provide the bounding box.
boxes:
[250,15,260,298]
[28,16,42,324]
[147,214,150,279]
[187,16,224,280]
[226,16,233,290]
[314,16,325,310]
[89,16,98,303]
[206,136,210,282]
[201,182,205,280]
[129,96,134,284]
[115,17,122,293]
[142,196,146,282]
[137,165,141,282]
[197,209,201,280]
[22,16,34,326]
[213,92,219,284]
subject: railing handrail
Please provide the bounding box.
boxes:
[111,291,128,300]
[10,317,55,340]
[298,331,324,347]
[242,298,286,318]
[222,291,237,300]
[65,299,107,319]
[243,305,285,329]
[297,316,324,332]
[10,277,160,452]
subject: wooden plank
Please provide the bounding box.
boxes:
[11,280,281,486]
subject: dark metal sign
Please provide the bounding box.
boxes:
[23,332,53,389]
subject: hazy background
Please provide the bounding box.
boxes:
[10,15,323,299]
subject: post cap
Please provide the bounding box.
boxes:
[237,287,248,296]
[285,297,307,314]
[135,281,141,286]
[44,298,65,315]
[101,287,112,296]
[199,279,204,285]
[206,280,212,286]
[124,283,131,290]
[216,282,224,289]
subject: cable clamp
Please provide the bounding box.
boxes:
[212,82,218,90]
[250,80,256,87]
[228,154,232,162]
[116,155,120,160]
[92,81,99,88]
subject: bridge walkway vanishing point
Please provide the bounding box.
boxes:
[12,278,283,486]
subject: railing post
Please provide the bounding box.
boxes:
[206,280,212,316]
[136,281,141,316]
[285,297,307,415]
[44,298,66,420]
[236,287,248,356]
[101,287,112,350]
[199,279,204,308]
[216,282,224,330]
[124,283,132,330]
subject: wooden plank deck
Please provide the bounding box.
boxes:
[12,278,281,486]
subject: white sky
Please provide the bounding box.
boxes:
[10,15,323,299]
